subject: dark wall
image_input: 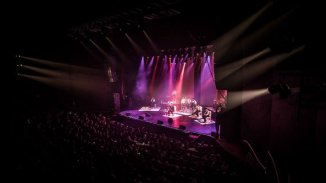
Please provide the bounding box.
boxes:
[235,69,326,156]
[218,107,242,142]
[234,69,326,181]
[316,108,326,155]
[240,72,273,149]
[268,73,301,155]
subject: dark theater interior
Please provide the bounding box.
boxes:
[9,0,325,182]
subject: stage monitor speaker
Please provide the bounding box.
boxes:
[179,125,186,130]
[168,118,173,124]
[138,116,144,120]
[126,113,131,116]
[211,132,217,138]
[157,120,164,125]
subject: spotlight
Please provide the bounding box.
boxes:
[268,84,281,94]
[268,82,291,99]
[186,47,192,55]
[279,82,291,99]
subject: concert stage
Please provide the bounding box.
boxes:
[120,108,217,135]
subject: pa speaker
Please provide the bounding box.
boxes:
[179,125,186,130]
[157,120,163,125]
[138,116,144,120]
[168,118,173,124]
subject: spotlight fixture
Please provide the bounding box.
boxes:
[279,82,291,99]
[268,84,281,94]
[268,82,291,99]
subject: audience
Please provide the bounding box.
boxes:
[13,111,259,182]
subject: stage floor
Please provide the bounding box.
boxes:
[120,109,217,135]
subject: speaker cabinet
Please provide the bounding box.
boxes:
[179,125,186,130]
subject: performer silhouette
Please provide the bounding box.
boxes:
[150,97,156,108]
[167,104,174,116]
[202,108,211,123]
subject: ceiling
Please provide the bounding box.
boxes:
[8,0,323,72]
